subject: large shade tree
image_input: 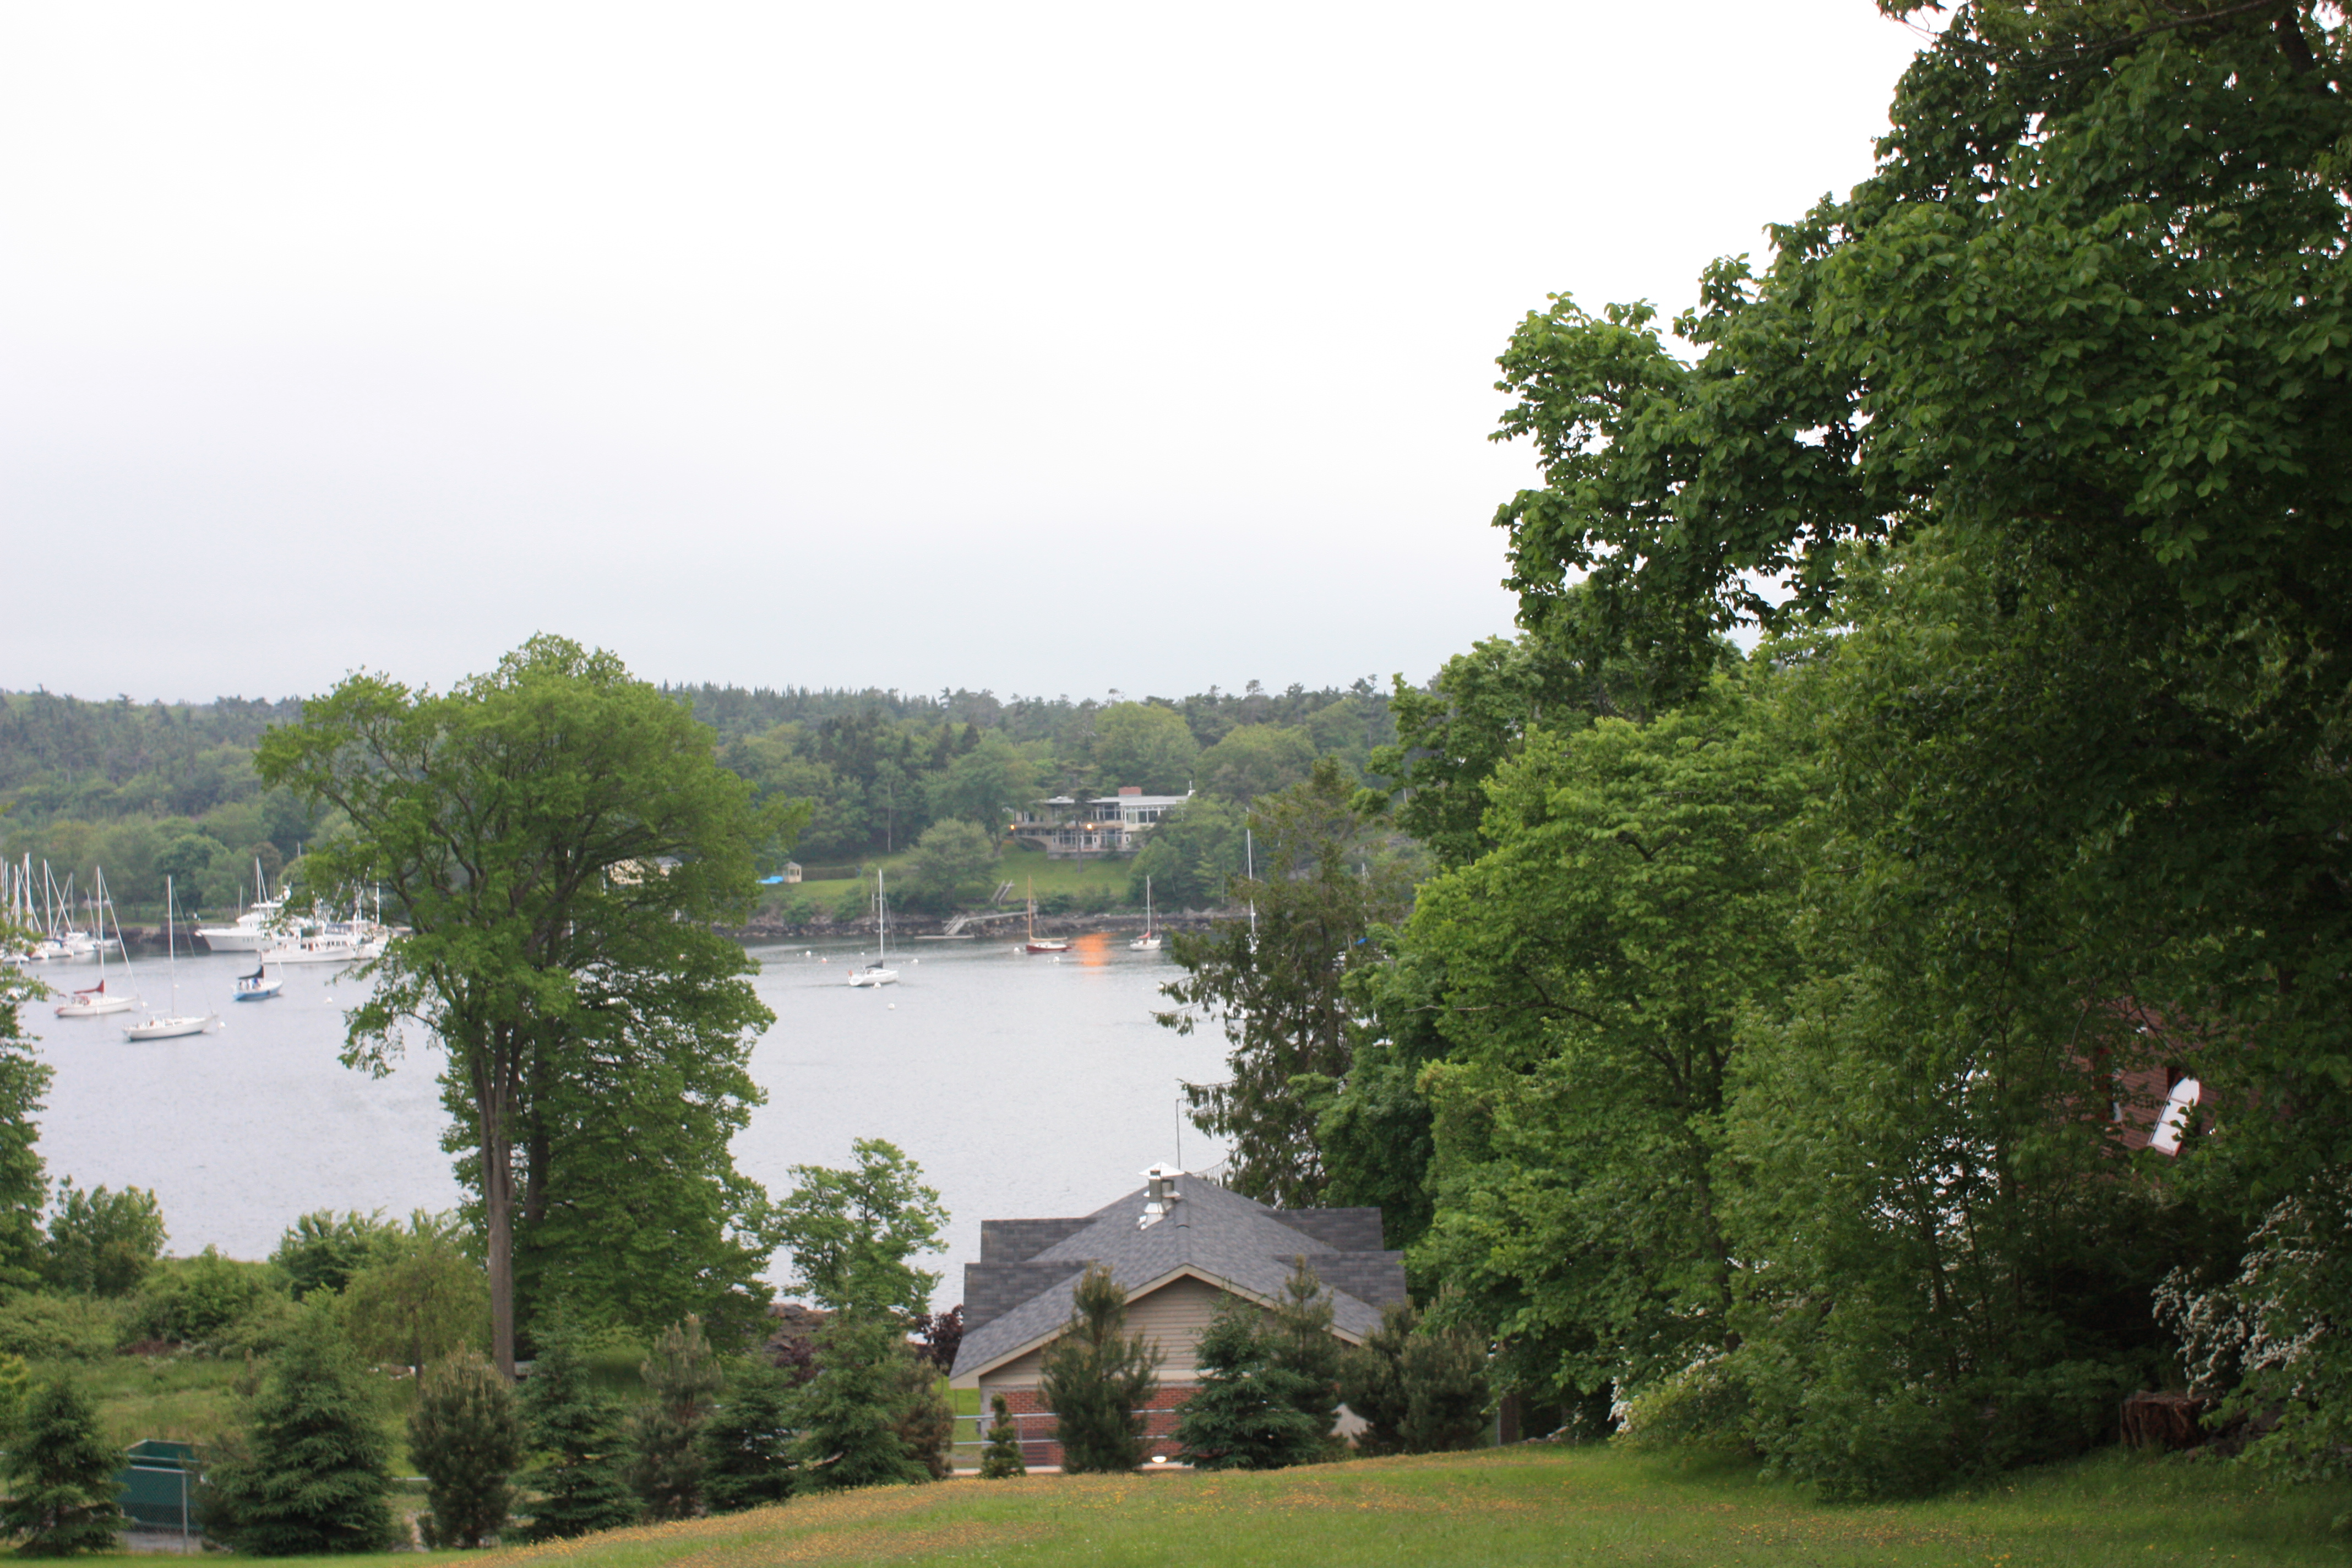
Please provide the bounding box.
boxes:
[257,636,803,1373]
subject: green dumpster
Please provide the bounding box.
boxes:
[117,1439,198,1536]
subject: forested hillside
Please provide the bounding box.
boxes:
[0,679,1396,917]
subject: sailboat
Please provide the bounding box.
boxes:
[124,878,220,1041]
[1023,878,1068,954]
[1129,876,1162,952]
[233,961,284,1002]
[847,869,900,987]
[56,869,140,1017]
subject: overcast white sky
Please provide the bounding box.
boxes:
[1,3,1925,706]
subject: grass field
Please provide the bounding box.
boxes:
[213,1444,2351,1568]
[777,843,1144,923]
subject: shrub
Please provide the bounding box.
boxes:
[1616,1356,1750,1453]
[1038,1264,1159,1474]
[1,1374,123,1555]
[410,1351,523,1549]
[125,1249,287,1350]
[0,1294,121,1362]
[270,1210,401,1300]
[977,1394,1026,1478]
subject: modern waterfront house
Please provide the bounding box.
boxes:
[1010,787,1193,858]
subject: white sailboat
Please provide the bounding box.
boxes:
[1129,876,1162,952]
[55,869,139,1017]
[124,878,219,1041]
[847,869,900,987]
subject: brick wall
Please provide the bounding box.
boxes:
[985,1384,1199,1470]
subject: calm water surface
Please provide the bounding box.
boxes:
[28,934,1232,1302]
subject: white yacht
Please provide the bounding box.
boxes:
[195,862,290,952]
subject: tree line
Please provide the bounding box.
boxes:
[0,678,1396,919]
[1168,0,2352,1500]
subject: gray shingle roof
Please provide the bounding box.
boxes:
[948,1180,1406,1381]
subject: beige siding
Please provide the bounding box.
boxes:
[978,1273,1246,1393]
[977,1342,1052,1401]
[1126,1275,1234,1380]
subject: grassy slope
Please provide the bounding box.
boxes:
[786,843,1141,920]
[230,1445,2350,1568]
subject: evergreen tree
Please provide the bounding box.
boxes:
[788,1313,928,1492]
[408,1351,524,1548]
[1395,1318,1489,1453]
[1337,1302,1489,1456]
[1173,1297,1325,1471]
[1,1375,123,1555]
[624,1315,723,1521]
[1265,1260,1342,1441]
[201,1305,400,1555]
[516,1306,639,1541]
[1037,1264,1159,1474]
[698,1358,796,1513]
[889,1352,955,1480]
[976,1394,1027,1479]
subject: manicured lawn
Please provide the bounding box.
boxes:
[370,1444,2352,1568]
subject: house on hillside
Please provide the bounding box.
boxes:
[948,1166,1407,1466]
[1010,787,1193,858]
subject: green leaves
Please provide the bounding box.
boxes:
[772,1139,949,1319]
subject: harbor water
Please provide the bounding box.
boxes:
[25,934,1233,1304]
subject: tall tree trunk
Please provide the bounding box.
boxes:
[481,1086,516,1379]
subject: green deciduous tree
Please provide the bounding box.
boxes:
[408,1351,524,1549]
[1,1375,123,1555]
[340,1229,487,1373]
[773,1140,948,1318]
[1402,674,1810,1407]
[202,1305,400,1555]
[901,819,997,911]
[516,1305,638,1541]
[1091,703,1199,794]
[1197,724,1316,804]
[39,1180,165,1297]
[924,734,1037,840]
[698,1358,797,1513]
[1124,797,1244,912]
[255,635,802,1375]
[1037,1264,1159,1475]
[1157,759,1414,1207]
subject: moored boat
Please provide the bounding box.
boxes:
[233,963,284,1002]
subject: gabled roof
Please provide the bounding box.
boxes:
[949,1180,1406,1382]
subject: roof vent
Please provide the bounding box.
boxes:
[1138,1162,1184,1230]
